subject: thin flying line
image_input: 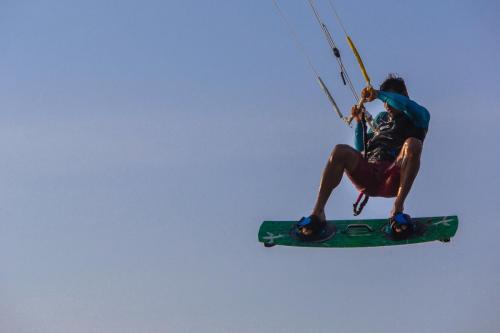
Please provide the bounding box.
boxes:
[327,0,349,36]
[271,0,319,77]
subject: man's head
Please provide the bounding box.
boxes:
[379,74,408,116]
[379,74,408,97]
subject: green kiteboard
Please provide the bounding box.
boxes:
[258,215,458,248]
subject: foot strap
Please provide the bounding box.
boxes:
[293,216,336,242]
[297,215,326,234]
[388,213,415,240]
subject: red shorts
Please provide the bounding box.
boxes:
[347,159,401,197]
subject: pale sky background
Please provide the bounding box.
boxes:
[0,1,499,332]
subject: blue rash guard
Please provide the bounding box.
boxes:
[354,91,430,162]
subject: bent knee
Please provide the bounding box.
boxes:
[330,144,358,162]
[403,137,423,156]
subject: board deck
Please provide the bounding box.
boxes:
[258,215,458,248]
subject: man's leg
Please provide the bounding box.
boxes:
[310,144,362,220]
[392,137,423,218]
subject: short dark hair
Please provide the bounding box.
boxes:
[379,74,408,97]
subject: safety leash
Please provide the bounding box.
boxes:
[353,191,369,216]
[353,115,370,216]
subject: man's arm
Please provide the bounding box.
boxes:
[377,91,430,129]
[354,121,364,152]
[354,112,387,152]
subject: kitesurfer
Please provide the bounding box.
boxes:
[297,74,430,239]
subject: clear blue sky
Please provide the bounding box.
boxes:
[0,1,499,332]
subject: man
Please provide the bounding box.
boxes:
[297,74,430,240]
